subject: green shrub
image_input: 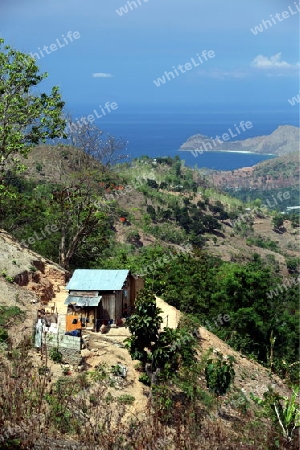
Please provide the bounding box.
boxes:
[149,223,186,245]
[138,373,151,386]
[246,236,279,252]
[0,306,23,327]
[228,391,250,415]
[5,276,14,283]
[205,351,235,396]
[89,394,99,406]
[151,384,173,423]
[35,162,43,172]
[38,366,50,376]
[286,257,300,274]
[126,230,141,244]
[90,363,108,382]
[117,394,135,405]
[0,327,9,343]
[49,347,63,363]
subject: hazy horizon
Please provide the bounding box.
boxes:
[1,0,299,119]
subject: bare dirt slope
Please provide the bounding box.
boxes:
[0,228,68,346]
[0,228,67,303]
[155,296,291,402]
[89,296,293,413]
[205,217,299,273]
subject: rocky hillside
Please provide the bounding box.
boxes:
[0,228,67,311]
[180,125,299,155]
[0,228,69,353]
[208,151,299,191]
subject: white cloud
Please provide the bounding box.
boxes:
[195,54,299,81]
[251,53,298,69]
[92,73,113,78]
[197,69,249,80]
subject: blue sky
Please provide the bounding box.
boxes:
[1,0,299,114]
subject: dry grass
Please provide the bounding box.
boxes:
[0,335,299,450]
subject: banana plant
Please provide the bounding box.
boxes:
[273,386,300,441]
[251,385,300,441]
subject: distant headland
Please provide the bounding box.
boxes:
[180,125,299,156]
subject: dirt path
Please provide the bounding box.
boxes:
[45,291,292,407]
[51,285,68,314]
[156,296,181,329]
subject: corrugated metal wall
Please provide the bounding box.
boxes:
[101,294,116,321]
[69,290,98,297]
[115,291,123,321]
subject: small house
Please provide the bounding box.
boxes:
[64,269,144,332]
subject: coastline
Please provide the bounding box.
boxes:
[179,149,276,156]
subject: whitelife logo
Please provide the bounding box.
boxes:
[65,101,118,133]
[153,50,215,87]
[29,31,81,60]
[20,224,58,248]
[288,92,300,106]
[116,0,149,16]
[191,121,253,157]
[267,276,300,299]
[250,2,300,35]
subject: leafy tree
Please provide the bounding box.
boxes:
[147,179,158,189]
[125,289,198,381]
[211,262,274,358]
[209,200,223,216]
[272,214,284,231]
[253,198,262,208]
[146,205,156,221]
[0,39,65,190]
[159,250,221,314]
[125,230,141,246]
[173,160,181,177]
[286,257,300,274]
[124,289,163,369]
[152,326,197,379]
[51,184,111,270]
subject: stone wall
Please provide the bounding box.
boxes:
[43,331,81,351]
[42,331,82,365]
[59,347,82,366]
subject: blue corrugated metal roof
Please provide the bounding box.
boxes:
[64,295,102,307]
[66,269,129,291]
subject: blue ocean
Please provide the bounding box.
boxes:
[71,104,298,171]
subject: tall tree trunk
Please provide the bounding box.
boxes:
[59,227,67,269]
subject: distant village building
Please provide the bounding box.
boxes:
[64,269,144,332]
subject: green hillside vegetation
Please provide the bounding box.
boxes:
[229,187,300,210]
[216,152,300,207]
[252,152,299,179]
[1,151,299,382]
[0,40,299,449]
